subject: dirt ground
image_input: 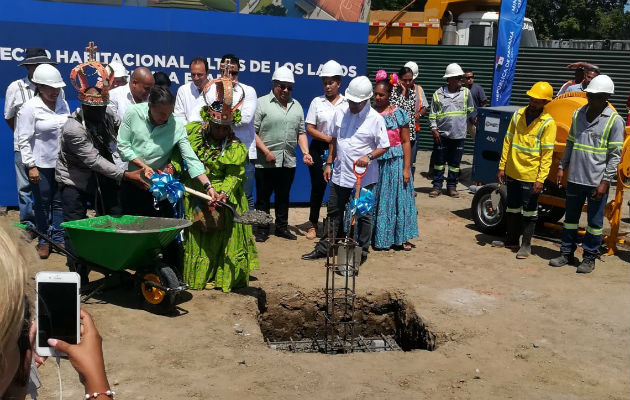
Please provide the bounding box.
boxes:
[13,151,629,400]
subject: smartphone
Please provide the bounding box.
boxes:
[35,271,81,357]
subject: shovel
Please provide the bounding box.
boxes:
[184,187,273,225]
[337,162,368,276]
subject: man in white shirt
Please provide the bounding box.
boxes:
[174,57,209,125]
[204,54,258,210]
[304,60,349,239]
[106,66,154,123]
[4,47,59,232]
[302,76,389,264]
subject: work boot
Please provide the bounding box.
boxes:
[549,254,576,267]
[36,244,50,259]
[492,213,521,248]
[516,220,536,259]
[305,222,317,240]
[447,188,459,198]
[429,188,441,198]
[576,258,596,274]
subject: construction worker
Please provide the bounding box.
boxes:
[428,63,474,198]
[493,82,557,258]
[550,75,624,273]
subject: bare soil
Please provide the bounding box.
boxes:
[14,152,630,399]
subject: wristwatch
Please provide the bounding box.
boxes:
[203,182,213,191]
[367,153,374,161]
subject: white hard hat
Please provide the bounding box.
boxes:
[443,63,464,79]
[107,61,128,78]
[319,60,343,77]
[344,76,373,103]
[585,74,614,94]
[272,66,295,83]
[31,64,65,88]
[404,61,419,79]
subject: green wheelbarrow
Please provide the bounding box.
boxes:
[22,215,192,314]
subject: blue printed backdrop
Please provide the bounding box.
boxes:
[0,0,368,205]
[491,0,527,106]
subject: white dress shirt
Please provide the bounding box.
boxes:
[305,94,348,136]
[174,82,205,125]
[5,77,65,150]
[204,81,258,159]
[331,104,389,189]
[16,95,70,168]
[107,82,141,123]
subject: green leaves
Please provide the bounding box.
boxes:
[526,0,629,40]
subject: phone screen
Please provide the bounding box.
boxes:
[37,282,78,347]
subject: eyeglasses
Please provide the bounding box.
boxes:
[276,83,293,91]
[464,76,474,79]
[348,100,364,106]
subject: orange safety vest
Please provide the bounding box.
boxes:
[413,84,424,132]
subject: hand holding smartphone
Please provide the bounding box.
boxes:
[35,272,81,357]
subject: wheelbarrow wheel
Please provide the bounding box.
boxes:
[139,263,178,314]
[471,183,507,235]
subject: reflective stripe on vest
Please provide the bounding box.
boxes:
[569,108,620,154]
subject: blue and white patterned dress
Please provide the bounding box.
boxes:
[372,107,419,249]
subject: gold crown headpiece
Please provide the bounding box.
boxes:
[201,60,245,126]
[69,41,114,106]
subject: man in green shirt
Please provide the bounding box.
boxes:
[118,86,215,217]
[254,66,313,242]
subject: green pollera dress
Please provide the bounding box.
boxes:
[173,123,258,292]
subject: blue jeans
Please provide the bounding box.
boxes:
[14,151,35,227]
[560,182,608,260]
[431,137,464,189]
[243,160,255,211]
[31,167,63,244]
[506,177,539,221]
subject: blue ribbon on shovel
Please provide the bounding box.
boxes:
[150,172,185,205]
[349,188,374,217]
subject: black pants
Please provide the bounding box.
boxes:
[61,179,121,283]
[431,137,465,189]
[308,141,329,225]
[120,181,181,272]
[314,183,373,259]
[255,167,295,232]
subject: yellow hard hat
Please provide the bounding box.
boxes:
[526,81,553,101]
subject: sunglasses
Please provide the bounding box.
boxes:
[276,83,293,91]
[464,76,474,79]
[348,100,364,106]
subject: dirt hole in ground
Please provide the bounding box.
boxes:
[257,289,438,353]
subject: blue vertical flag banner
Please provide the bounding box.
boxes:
[491,0,528,106]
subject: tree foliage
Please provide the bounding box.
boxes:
[526,0,630,40]
[253,4,287,16]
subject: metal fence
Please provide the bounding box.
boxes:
[367,44,630,153]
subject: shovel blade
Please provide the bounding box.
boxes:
[336,246,361,276]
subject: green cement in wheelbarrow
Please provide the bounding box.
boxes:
[61,215,191,271]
